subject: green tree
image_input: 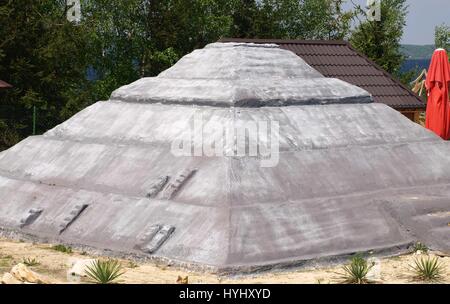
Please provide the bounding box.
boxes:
[81,0,233,99]
[294,0,353,40]
[81,0,352,101]
[230,0,353,40]
[230,0,260,38]
[435,23,450,53]
[0,0,92,149]
[0,0,357,151]
[350,0,408,75]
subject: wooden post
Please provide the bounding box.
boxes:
[413,110,420,124]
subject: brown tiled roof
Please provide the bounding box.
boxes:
[219,38,425,110]
[0,80,12,89]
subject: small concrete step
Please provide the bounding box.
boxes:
[19,208,43,228]
[59,204,89,234]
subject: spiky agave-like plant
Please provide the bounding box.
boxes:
[412,242,428,253]
[339,254,375,284]
[411,256,444,282]
[22,257,40,266]
[85,259,125,284]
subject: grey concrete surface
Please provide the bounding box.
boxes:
[111,43,372,106]
[0,43,449,273]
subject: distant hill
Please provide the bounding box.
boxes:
[400,44,435,59]
[400,58,430,73]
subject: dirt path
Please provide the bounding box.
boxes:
[1,238,449,284]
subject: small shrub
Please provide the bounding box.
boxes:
[339,254,375,284]
[411,256,444,282]
[52,244,73,254]
[412,242,428,253]
[85,259,124,284]
[22,257,40,266]
[177,275,189,284]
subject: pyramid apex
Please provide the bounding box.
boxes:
[111,42,372,107]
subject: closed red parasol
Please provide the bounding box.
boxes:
[425,49,450,139]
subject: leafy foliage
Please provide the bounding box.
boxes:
[0,0,409,152]
[231,0,353,40]
[411,256,445,282]
[435,24,450,54]
[0,0,94,148]
[339,254,375,284]
[85,259,125,284]
[350,0,408,75]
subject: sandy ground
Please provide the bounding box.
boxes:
[0,237,449,284]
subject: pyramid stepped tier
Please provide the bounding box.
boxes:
[0,43,449,272]
[111,43,372,107]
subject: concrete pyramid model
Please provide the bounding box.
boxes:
[0,43,449,273]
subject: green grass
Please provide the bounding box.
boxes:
[411,256,444,282]
[339,254,375,284]
[0,254,14,268]
[51,244,73,254]
[85,259,125,284]
[0,259,12,268]
[22,257,40,266]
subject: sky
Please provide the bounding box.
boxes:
[343,0,450,45]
